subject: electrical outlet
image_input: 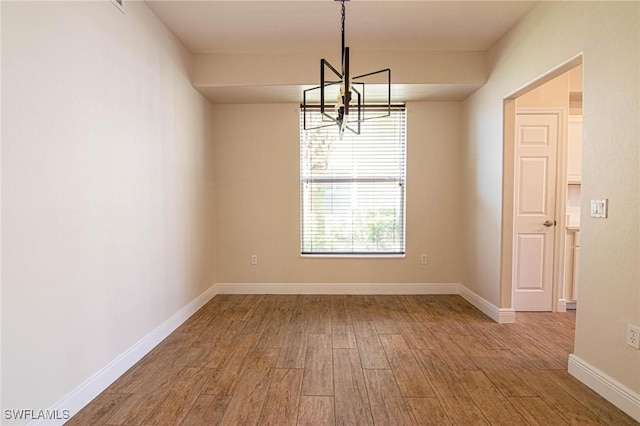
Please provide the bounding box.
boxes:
[251,254,258,265]
[627,324,640,349]
[420,254,428,265]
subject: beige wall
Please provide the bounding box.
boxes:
[461,1,639,393]
[213,102,461,285]
[1,0,216,416]
[516,72,570,109]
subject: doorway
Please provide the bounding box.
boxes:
[501,56,583,313]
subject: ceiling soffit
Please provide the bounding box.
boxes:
[144,1,537,103]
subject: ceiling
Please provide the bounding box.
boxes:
[145,0,539,103]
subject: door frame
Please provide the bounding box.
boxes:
[500,55,582,314]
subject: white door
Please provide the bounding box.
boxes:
[512,113,558,311]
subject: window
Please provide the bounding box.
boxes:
[300,107,406,255]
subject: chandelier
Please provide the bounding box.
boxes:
[302,0,391,138]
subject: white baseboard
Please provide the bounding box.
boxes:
[216,282,514,323]
[557,300,577,312]
[30,284,218,426]
[568,354,640,422]
[458,285,515,323]
[214,282,460,295]
[32,282,640,425]
[34,281,512,425]
[557,299,567,312]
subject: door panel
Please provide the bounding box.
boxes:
[518,157,549,214]
[513,113,558,311]
[515,234,546,290]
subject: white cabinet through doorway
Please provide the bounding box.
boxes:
[567,116,582,183]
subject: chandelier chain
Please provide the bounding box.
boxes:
[341,0,346,73]
[341,0,345,34]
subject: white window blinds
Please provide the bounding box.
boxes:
[300,107,406,255]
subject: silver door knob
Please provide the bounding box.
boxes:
[543,220,556,227]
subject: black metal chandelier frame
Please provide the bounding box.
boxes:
[301,0,391,138]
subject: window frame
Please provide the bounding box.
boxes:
[299,106,407,257]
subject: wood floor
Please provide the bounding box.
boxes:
[68,295,637,425]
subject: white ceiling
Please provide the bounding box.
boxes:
[145,0,538,103]
[146,0,537,54]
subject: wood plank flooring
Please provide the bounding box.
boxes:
[68,295,637,425]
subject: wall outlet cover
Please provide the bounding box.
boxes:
[627,324,640,349]
[590,198,608,218]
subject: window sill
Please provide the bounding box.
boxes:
[300,254,406,259]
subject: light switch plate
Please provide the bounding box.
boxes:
[590,198,608,218]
